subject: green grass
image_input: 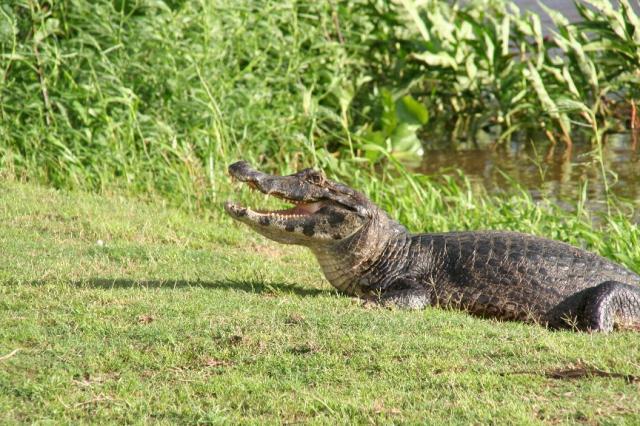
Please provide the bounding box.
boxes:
[1,181,640,423]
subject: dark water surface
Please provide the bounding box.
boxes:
[419,134,640,211]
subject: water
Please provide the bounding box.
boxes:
[419,133,640,211]
[513,0,581,27]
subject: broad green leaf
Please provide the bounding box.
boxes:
[358,142,385,162]
[511,89,528,104]
[582,0,627,40]
[360,130,386,147]
[465,54,478,82]
[538,3,569,28]
[574,1,597,21]
[459,21,475,41]
[619,0,640,44]
[556,97,591,114]
[399,0,431,42]
[380,89,398,136]
[389,123,422,158]
[431,8,456,43]
[483,33,495,68]
[525,63,571,137]
[568,38,599,91]
[561,65,581,97]
[500,15,510,56]
[398,95,429,125]
[411,51,458,69]
[530,12,544,67]
[542,65,566,89]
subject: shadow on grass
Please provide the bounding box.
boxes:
[27,278,331,297]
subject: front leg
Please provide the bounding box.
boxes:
[364,278,432,310]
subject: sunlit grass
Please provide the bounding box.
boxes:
[1,182,639,423]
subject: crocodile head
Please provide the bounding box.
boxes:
[224,161,375,246]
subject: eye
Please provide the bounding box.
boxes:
[307,171,325,185]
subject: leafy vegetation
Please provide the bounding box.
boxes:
[1,0,372,202]
[382,0,639,148]
[2,0,640,194]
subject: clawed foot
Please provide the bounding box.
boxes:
[351,296,380,309]
[351,290,429,310]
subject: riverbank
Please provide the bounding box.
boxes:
[2,0,639,209]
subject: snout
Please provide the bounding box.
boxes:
[224,200,248,219]
[228,160,264,182]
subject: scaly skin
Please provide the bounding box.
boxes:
[225,161,640,332]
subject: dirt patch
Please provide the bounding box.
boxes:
[289,342,320,355]
[248,242,287,258]
[502,363,640,384]
[285,313,305,325]
[545,365,639,384]
[204,358,234,368]
[372,399,402,416]
[137,314,154,324]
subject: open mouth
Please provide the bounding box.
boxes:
[225,181,324,219]
[249,199,324,218]
[225,160,329,221]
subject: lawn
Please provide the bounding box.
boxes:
[1,181,639,423]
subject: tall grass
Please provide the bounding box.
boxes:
[2,0,639,191]
[1,0,376,205]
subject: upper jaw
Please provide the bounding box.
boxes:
[228,160,325,203]
[228,161,265,184]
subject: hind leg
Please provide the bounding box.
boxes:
[581,281,640,332]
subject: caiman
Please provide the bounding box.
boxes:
[224,161,640,332]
